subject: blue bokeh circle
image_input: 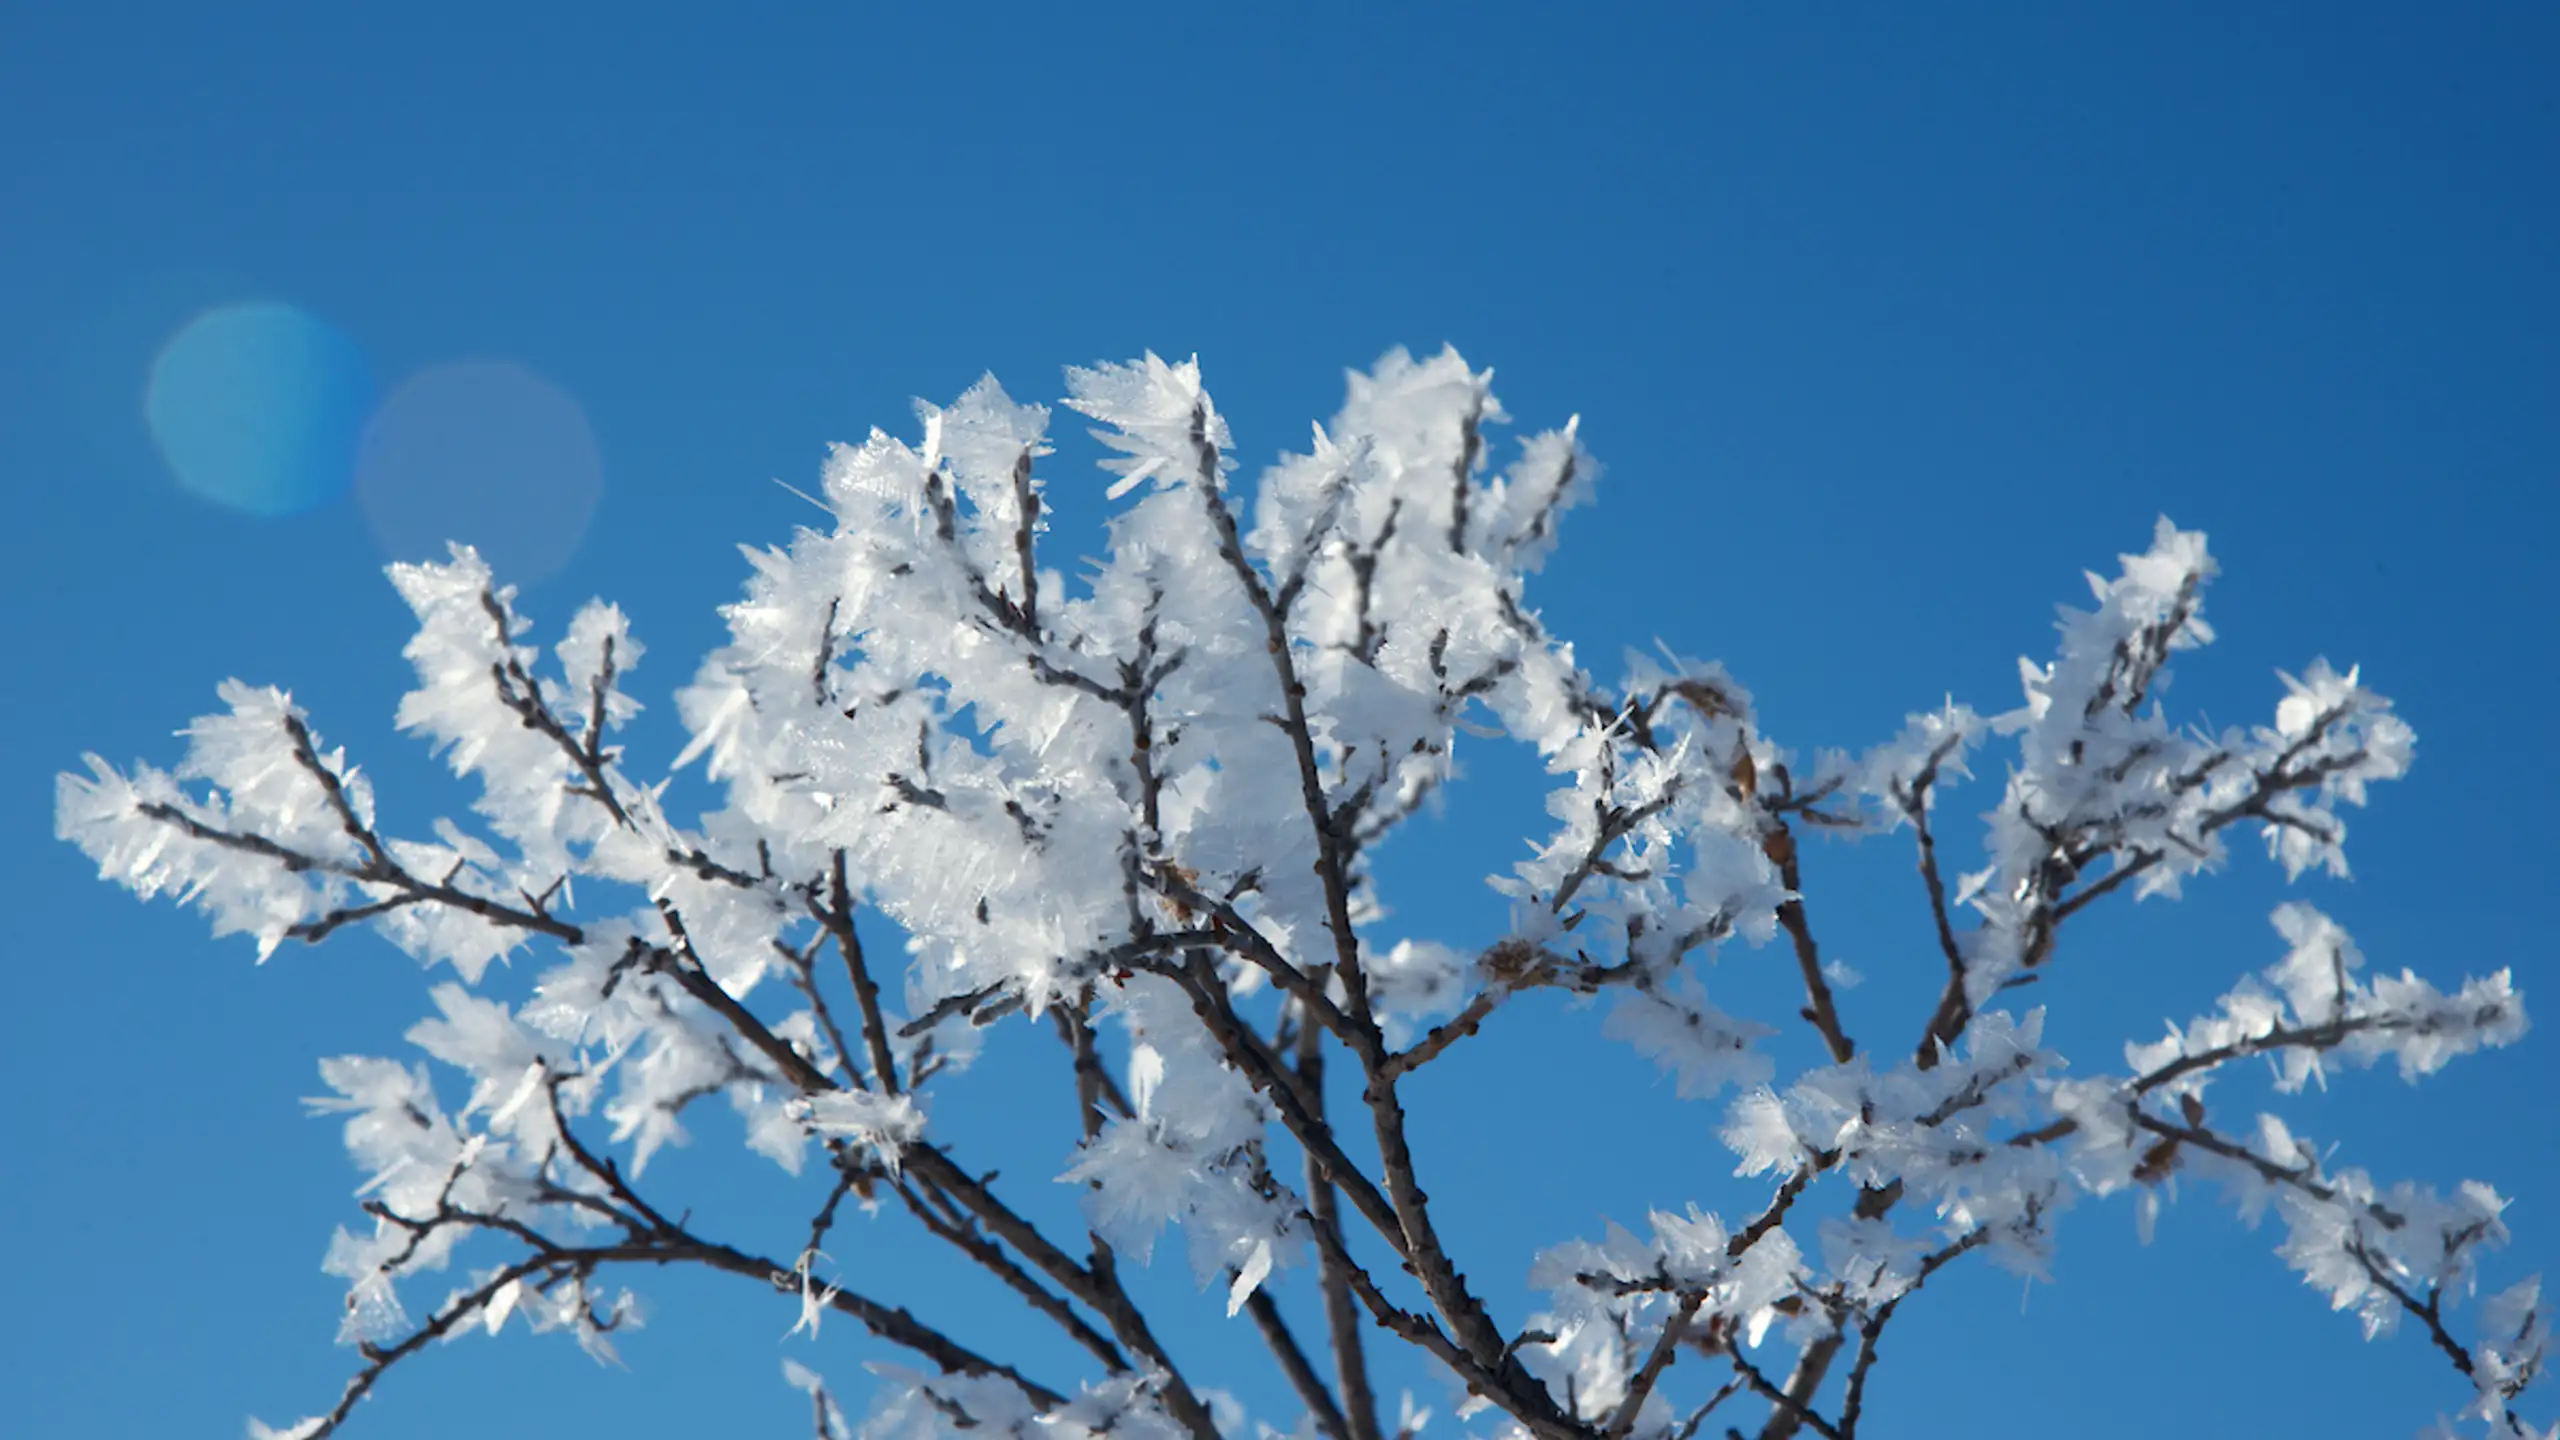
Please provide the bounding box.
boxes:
[145,302,376,516]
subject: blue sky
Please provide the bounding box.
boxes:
[5,4,2556,1437]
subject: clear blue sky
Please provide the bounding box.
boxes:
[5,5,2555,1438]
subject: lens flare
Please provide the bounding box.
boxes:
[145,302,375,516]
[354,361,604,586]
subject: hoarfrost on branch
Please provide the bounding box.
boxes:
[60,349,2548,1439]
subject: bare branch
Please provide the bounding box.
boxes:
[1242,1284,1355,1440]
[1297,1016,1383,1440]
[1835,1227,1993,1437]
